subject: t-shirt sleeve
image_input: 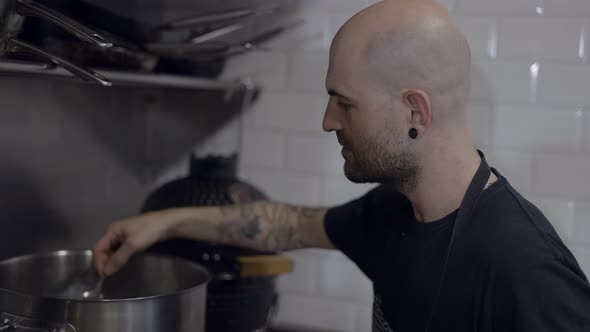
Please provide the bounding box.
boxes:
[500,258,590,331]
[324,185,405,276]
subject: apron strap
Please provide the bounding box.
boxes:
[425,150,491,331]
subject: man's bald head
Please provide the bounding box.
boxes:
[330,0,471,120]
[323,0,475,188]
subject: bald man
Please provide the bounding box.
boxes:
[94,0,590,331]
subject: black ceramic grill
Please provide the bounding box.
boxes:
[142,154,277,332]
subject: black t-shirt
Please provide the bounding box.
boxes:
[324,173,590,332]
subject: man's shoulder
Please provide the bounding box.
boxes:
[468,179,570,270]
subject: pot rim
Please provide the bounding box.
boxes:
[0,249,211,303]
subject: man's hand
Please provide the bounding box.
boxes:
[93,210,177,277]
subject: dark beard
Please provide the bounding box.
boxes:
[341,131,420,192]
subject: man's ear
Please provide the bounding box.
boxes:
[401,88,432,139]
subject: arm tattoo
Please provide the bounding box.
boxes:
[213,202,323,252]
[241,217,261,240]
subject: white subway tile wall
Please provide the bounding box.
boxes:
[285,135,343,175]
[219,0,590,330]
[534,154,590,199]
[455,16,497,59]
[298,0,370,11]
[471,60,538,103]
[244,91,326,133]
[357,305,374,332]
[288,50,330,93]
[486,150,534,194]
[273,294,359,332]
[573,202,590,246]
[209,117,241,156]
[544,0,590,17]
[493,106,583,152]
[538,64,590,107]
[497,18,585,61]
[468,103,494,146]
[454,0,543,16]
[240,131,287,169]
[245,170,322,206]
[220,51,289,90]
[276,251,322,295]
[265,11,331,51]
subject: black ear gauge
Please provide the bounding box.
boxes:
[409,128,418,139]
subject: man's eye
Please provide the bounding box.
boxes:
[338,101,352,110]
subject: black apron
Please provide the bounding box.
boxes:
[424,151,492,331]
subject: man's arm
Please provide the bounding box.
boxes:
[170,201,334,252]
[93,201,334,276]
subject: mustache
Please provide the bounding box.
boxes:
[336,133,347,146]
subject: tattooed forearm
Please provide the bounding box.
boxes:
[209,202,327,252]
[241,217,261,240]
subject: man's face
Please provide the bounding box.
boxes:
[323,42,420,189]
[337,116,418,188]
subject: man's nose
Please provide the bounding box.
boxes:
[322,104,343,132]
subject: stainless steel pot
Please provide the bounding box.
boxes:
[0,250,210,332]
[0,0,112,85]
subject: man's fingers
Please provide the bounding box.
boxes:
[102,240,139,277]
[93,233,112,275]
[93,214,163,277]
[93,225,125,276]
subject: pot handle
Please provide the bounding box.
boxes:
[237,255,295,278]
[1,312,76,332]
[16,0,112,48]
[8,38,112,86]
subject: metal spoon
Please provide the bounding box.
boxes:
[53,260,104,300]
[81,265,104,299]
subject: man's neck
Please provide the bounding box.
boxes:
[403,148,486,223]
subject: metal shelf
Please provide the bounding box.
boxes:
[0,59,255,92]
